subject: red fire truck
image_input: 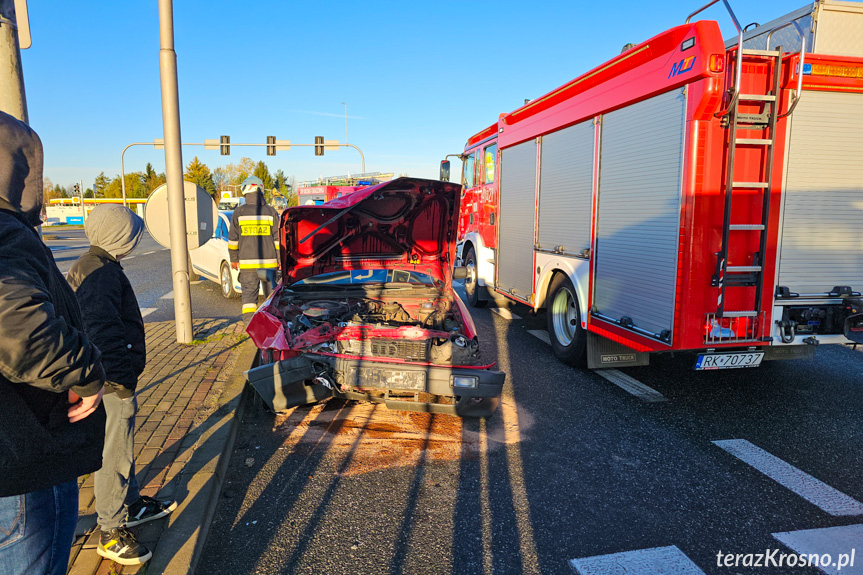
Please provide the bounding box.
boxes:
[442,0,863,370]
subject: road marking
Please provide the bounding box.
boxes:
[527,329,551,345]
[140,308,157,318]
[596,369,667,402]
[142,251,155,256]
[773,524,862,575]
[124,256,135,260]
[570,545,706,575]
[159,291,174,300]
[713,439,863,516]
[491,307,521,320]
[48,246,77,252]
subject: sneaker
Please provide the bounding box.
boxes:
[125,495,178,527]
[97,527,152,565]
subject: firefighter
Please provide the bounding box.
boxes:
[228,176,281,316]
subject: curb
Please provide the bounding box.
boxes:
[146,338,259,575]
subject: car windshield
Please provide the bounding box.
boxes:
[294,269,435,286]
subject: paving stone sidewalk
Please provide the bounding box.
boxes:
[68,318,254,575]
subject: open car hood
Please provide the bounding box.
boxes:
[280,177,463,287]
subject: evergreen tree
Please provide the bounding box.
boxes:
[184,156,217,198]
[94,172,111,197]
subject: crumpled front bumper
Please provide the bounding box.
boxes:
[246,354,504,418]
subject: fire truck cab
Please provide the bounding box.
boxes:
[443,0,863,370]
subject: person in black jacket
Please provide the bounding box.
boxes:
[0,111,106,575]
[67,205,177,566]
[228,176,281,316]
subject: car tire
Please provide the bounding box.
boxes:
[220,262,237,299]
[546,273,587,367]
[464,246,487,308]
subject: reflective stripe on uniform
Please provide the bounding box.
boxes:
[239,262,278,269]
[238,215,275,223]
[228,240,239,249]
[242,303,257,313]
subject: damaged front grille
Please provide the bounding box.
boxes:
[336,338,430,362]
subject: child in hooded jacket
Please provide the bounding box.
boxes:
[67,205,177,566]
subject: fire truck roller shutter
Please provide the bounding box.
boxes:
[497,139,538,300]
[593,89,686,341]
[537,119,594,256]
[778,90,863,295]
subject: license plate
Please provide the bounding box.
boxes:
[345,366,426,390]
[695,352,764,370]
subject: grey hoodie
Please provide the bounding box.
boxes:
[0,111,44,227]
[84,204,145,259]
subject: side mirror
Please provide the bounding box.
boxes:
[452,266,468,280]
[440,160,451,182]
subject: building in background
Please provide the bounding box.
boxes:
[45,198,147,225]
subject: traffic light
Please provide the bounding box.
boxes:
[315,136,324,156]
[267,135,276,156]
[220,135,230,155]
[73,183,80,196]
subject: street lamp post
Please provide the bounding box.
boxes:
[158,0,194,344]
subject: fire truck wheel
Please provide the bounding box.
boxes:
[464,246,487,308]
[546,274,587,367]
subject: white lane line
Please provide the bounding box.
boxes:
[142,251,155,256]
[140,308,157,318]
[124,256,135,260]
[570,545,705,575]
[525,330,665,401]
[527,329,551,345]
[773,524,862,575]
[713,439,863,516]
[159,291,174,300]
[596,369,667,403]
[491,307,522,320]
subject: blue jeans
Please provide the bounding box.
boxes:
[0,481,78,575]
[95,393,140,531]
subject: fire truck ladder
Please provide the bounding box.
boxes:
[712,46,783,322]
[711,17,807,327]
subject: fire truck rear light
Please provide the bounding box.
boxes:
[709,54,724,73]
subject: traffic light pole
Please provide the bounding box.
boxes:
[120,141,366,204]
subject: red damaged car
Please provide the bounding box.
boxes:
[245,177,504,418]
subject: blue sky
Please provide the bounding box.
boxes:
[23,0,805,190]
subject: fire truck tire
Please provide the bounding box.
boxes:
[546,273,587,367]
[463,246,487,308]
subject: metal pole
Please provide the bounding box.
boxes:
[158,0,192,344]
[342,102,347,145]
[0,0,28,123]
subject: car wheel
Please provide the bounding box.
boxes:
[546,273,586,367]
[464,246,487,308]
[220,262,237,299]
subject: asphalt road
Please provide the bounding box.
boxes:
[45,227,244,322]
[199,285,863,575]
